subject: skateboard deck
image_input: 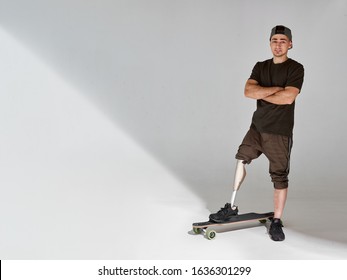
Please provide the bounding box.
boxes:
[192,212,274,240]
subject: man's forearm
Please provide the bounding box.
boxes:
[262,87,299,105]
[244,84,283,100]
[244,79,298,105]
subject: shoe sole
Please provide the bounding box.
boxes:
[270,235,285,241]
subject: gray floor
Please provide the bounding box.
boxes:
[1,137,347,259]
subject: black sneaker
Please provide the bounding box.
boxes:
[269,218,285,241]
[209,203,238,223]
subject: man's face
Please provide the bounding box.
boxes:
[270,34,292,58]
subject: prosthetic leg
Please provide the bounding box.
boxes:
[194,159,274,237]
[208,159,247,222]
[230,160,246,208]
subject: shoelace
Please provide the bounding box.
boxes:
[271,221,283,233]
[217,204,230,214]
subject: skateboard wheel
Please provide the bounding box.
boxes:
[193,227,202,234]
[259,219,267,224]
[206,229,216,240]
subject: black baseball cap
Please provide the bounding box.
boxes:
[270,25,292,41]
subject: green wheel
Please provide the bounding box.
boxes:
[193,227,202,234]
[259,219,267,224]
[206,229,216,240]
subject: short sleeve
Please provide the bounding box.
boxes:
[286,63,304,91]
[249,62,261,82]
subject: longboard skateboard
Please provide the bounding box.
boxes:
[192,212,274,240]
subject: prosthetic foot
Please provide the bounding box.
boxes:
[209,203,238,223]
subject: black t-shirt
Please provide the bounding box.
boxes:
[249,58,304,136]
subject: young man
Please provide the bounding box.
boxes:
[209,25,304,241]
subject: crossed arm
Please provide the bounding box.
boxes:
[244,79,299,105]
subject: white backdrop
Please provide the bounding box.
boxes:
[1,0,347,259]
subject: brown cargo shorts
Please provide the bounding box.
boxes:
[235,127,293,189]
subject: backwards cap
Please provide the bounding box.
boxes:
[270,25,292,41]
